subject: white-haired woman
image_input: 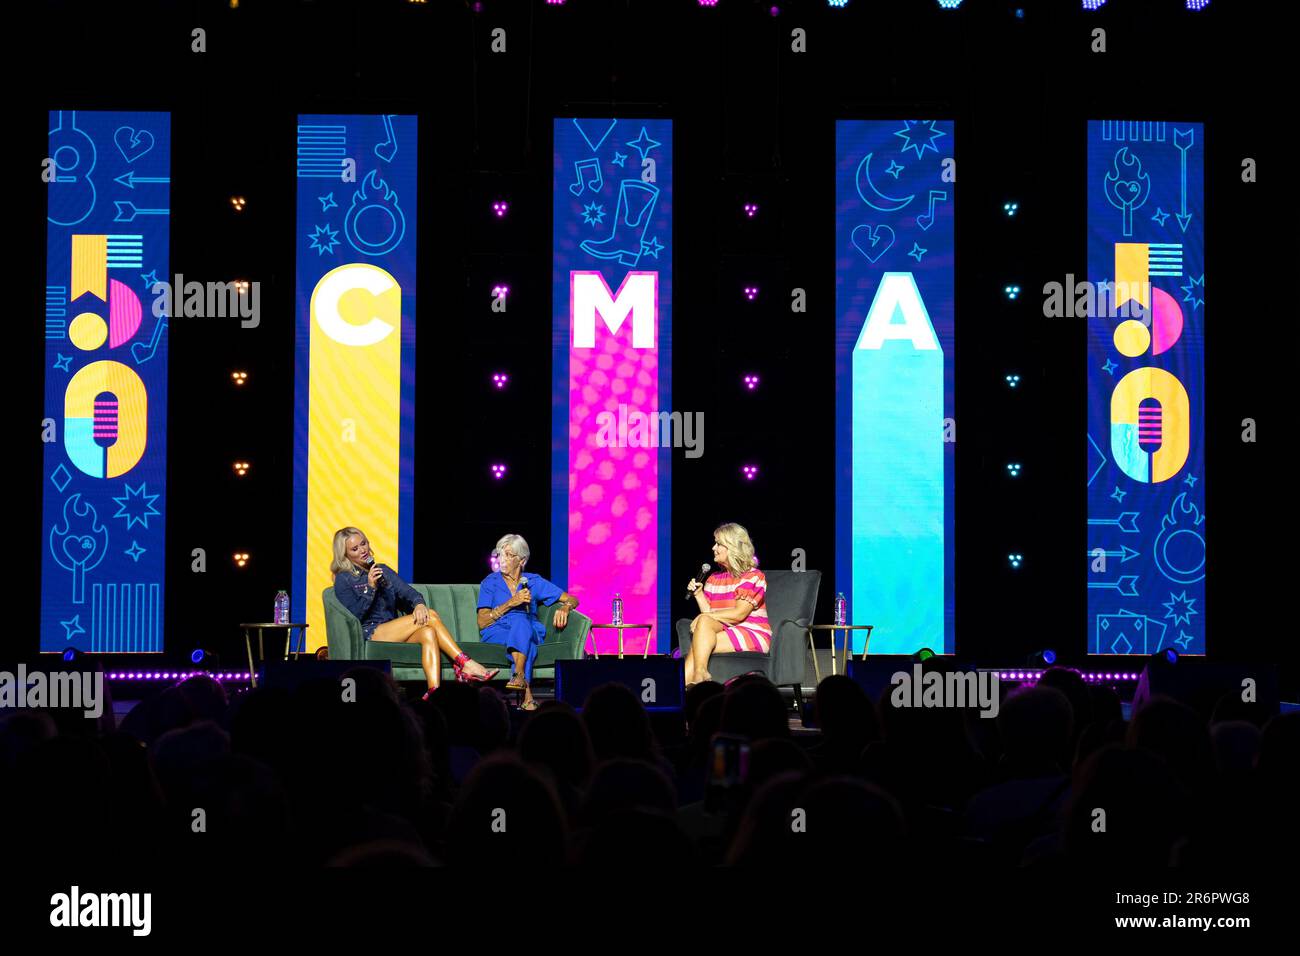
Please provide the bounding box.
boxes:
[683,522,770,686]
[477,534,579,710]
[331,527,498,699]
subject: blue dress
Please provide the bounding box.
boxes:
[478,572,563,681]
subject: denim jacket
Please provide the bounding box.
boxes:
[333,564,425,637]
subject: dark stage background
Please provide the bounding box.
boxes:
[18,0,1288,684]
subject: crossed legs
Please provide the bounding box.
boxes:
[684,614,733,686]
[371,611,490,689]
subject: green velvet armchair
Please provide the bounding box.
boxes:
[322,582,591,682]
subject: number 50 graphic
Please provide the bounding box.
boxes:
[62,234,149,479]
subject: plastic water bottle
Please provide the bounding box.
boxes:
[612,592,623,626]
[834,592,847,626]
[274,590,290,625]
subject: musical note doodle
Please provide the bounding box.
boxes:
[375,114,398,163]
[131,316,167,365]
[916,190,948,231]
[569,158,603,197]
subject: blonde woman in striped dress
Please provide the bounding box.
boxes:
[684,522,771,687]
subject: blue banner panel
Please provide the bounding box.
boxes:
[41,111,170,653]
[1087,121,1205,656]
[835,120,955,655]
[551,119,673,652]
[292,115,417,650]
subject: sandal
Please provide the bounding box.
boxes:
[504,673,527,690]
[520,697,539,711]
[452,652,500,684]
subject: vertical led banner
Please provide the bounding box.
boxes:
[41,111,170,653]
[835,120,955,655]
[1087,121,1204,656]
[293,114,416,650]
[552,119,672,653]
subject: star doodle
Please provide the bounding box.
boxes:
[1102,358,1117,376]
[626,127,661,163]
[885,160,905,179]
[141,269,160,290]
[907,242,927,262]
[309,224,340,256]
[1174,630,1194,649]
[318,192,338,212]
[112,481,161,530]
[125,541,146,562]
[53,353,72,372]
[1183,473,1198,488]
[1162,590,1198,628]
[641,236,664,259]
[61,615,85,641]
[582,202,606,226]
[1110,485,1127,503]
[612,151,628,167]
[1180,273,1204,310]
[894,120,946,159]
[1151,207,1170,227]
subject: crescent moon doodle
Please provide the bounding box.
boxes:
[855,152,915,212]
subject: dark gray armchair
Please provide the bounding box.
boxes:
[675,569,821,709]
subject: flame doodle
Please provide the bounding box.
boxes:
[1104,147,1151,237]
[1153,491,1206,585]
[343,169,407,256]
[49,493,110,604]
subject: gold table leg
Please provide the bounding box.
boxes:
[808,628,822,685]
[245,629,257,688]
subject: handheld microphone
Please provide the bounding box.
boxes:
[685,563,711,599]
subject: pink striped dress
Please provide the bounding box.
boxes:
[705,569,772,653]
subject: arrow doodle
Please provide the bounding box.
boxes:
[114,171,171,190]
[1086,546,1141,563]
[113,200,169,223]
[1087,512,1141,533]
[1087,575,1140,597]
[1173,128,1194,233]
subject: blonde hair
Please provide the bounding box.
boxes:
[330,526,365,576]
[714,522,756,574]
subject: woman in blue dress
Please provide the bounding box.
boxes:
[477,534,579,711]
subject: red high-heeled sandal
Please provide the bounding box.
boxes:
[452,652,500,683]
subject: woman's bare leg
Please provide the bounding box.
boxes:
[372,617,441,689]
[689,615,726,684]
[423,610,491,678]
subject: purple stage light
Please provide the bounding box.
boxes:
[698,0,719,6]
[741,464,759,480]
[490,462,507,480]
[743,286,759,301]
[1082,0,1106,9]
[492,200,509,218]
[1186,0,1209,9]
[488,552,501,572]
[743,374,759,390]
[743,202,759,218]
[491,371,509,389]
[492,284,510,298]
[769,5,780,15]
